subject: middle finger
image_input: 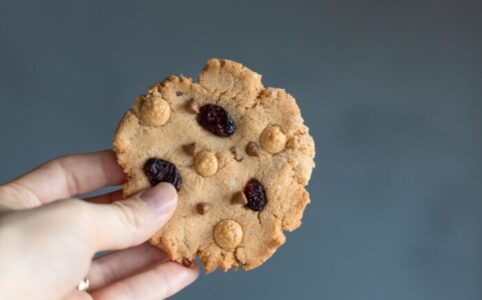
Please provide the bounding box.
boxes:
[88,243,170,291]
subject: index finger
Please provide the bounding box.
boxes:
[2,150,126,208]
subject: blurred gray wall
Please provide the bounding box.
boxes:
[1,1,481,299]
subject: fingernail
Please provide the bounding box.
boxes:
[141,183,177,214]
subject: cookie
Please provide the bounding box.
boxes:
[113,59,315,273]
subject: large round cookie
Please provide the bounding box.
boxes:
[113,59,315,273]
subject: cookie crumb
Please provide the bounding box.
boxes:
[286,137,297,149]
[229,146,243,161]
[185,98,200,114]
[231,191,248,205]
[196,202,210,215]
[182,143,197,156]
[245,142,260,157]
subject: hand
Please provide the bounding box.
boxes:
[0,150,198,300]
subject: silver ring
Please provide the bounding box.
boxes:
[77,278,90,292]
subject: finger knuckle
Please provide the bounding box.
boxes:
[112,201,144,230]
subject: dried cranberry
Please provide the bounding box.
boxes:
[143,158,182,191]
[244,179,267,211]
[196,104,236,137]
[181,258,192,267]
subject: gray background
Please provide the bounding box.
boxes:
[1,0,481,299]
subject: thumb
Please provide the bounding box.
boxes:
[87,182,177,251]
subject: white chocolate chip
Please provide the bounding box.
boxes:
[194,150,218,177]
[260,125,286,154]
[213,219,243,249]
[140,95,171,126]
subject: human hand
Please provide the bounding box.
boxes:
[0,150,198,300]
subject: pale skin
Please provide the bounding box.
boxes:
[0,150,199,300]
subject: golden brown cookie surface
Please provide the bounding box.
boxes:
[113,59,315,273]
